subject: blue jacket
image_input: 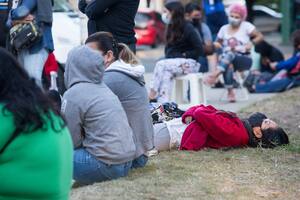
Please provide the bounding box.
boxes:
[276,52,300,71]
[7,0,53,53]
[0,0,10,47]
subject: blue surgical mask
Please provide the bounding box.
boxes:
[162,13,171,25]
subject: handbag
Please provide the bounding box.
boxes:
[9,21,42,51]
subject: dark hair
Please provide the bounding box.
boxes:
[185,2,202,14]
[85,32,139,65]
[0,48,64,135]
[165,1,185,43]
[292,29,300,49]
[254,40,273,57]
[261,127,289,148]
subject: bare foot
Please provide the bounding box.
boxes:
[204,70,221,85]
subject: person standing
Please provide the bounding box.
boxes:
[7,0,54,88]
[78,0,139,53]
[202,0,228,40]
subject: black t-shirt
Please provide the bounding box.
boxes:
[79,0,139,45]
[165,22,203,60]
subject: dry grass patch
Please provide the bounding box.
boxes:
[71,88,300,200]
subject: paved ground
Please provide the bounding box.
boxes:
[137,33,292,112]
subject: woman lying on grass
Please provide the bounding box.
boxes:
[154,104,289,151]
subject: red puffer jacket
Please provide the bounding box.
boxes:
[180,105,249,151]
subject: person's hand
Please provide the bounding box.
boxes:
[184,116,193,125]
[213,42,222,50]
[245,42,252,52]
[204,70,221,85]
[270,62,278,71]
[12,14,35,25]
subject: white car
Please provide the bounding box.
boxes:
[52,0,85,93]
[52,0,82,65]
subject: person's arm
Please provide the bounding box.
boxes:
[78,0,87,14]
[85,0,119,19]
[11,0,37,20]
[184,24,203,59]
[61,99,84,149]
[275,55,300,71]
[249,29,263,45]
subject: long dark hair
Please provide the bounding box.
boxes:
[0,48,65,135]
[165,2,185,44]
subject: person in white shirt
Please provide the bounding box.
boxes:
[205,3,263,102]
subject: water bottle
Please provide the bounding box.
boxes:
[49,71,58,91]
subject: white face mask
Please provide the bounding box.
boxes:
[162,13,171,25]
[228,16,241,27]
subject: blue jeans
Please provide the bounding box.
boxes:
[218,52,252,88]
[132,154,148,169]
[255,78,292,93]
[73,149,132,185]
[18,48,48,88]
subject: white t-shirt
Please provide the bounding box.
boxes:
[217,21,255,53]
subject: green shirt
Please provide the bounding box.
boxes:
[0,104,73,200]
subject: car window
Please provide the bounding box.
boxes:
[135,13,151,28]
[53,0,72,12]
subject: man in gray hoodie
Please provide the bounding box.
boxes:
[62,45,136,185]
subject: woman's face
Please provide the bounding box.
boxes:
[86,42,115,69]
[228,12,242,27]
[261,119,278,130]
[162,8,172,24]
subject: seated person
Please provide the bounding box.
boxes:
[0,48,73,199]
[185,2,214,72]
[205,3,263,102]
[149,1,203,103]
[254,40,284,74]
[85,32,154,169]
[245,30,300,93]
[62,46,136,185]
[153,104,289,152]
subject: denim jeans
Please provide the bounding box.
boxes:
[18,48,48,88]
[73,149,132,185]
[218,52,252,88]
[131,154,148,169]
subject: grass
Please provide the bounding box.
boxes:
[71,87,300,200]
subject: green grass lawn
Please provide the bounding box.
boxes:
[71,88,300,200]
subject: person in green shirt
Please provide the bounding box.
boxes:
[0,48,73,200]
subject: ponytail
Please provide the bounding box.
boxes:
[117,43,140,66]
[85,32,140,66]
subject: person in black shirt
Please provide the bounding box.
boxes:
[254,40,284,73]
[78,0,139,53]
[149,1,203,103]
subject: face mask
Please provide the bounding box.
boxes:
[192,18,200,26]
[228,16,241,27]
[162,13,171,25]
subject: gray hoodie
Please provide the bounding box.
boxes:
[103,60,154,158]
[62,46,136,165]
